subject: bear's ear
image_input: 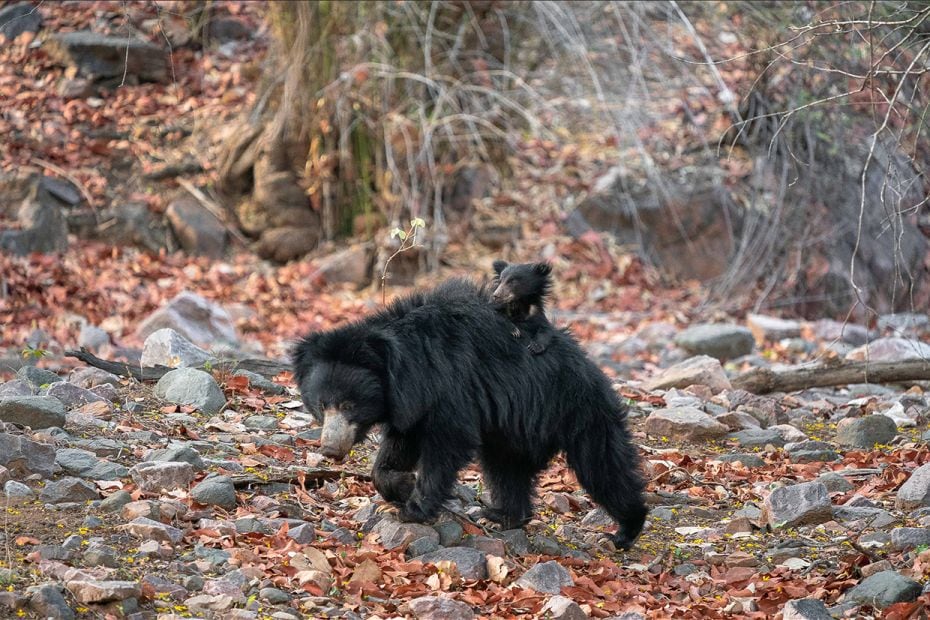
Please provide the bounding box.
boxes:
[492,260,508,276]
[533,262,552,276]
[291,333,321,385]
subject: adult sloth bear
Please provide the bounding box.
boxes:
[293,278,647,549]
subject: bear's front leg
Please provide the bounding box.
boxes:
[372,431,420,505]
[397,434,472,524]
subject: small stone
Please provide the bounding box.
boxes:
[499,529,533,555]
[68,367,120,389]
[17,366,62,388]
[675,324,754,361]
[817,472,854,493]
[259,587,290,604]
[728,428,785,448]
[836,415,897,449]
[144,444,205,470]
[0,396,66,429]
[530,534,563,556]
[40,477,98,503]
[27,584,75,620]
[407,595,475,620]
[514,560,573,594]
[135,291,238,347]
[373,519,439,551]
[5,480,34,500]
[433,521,464,547]
[65,580,141,604]
[782,598,831,620]
[890,527,930,551]
[84,544,119,568]
[843,570,921,609]
[99,490,132,512]
[807,319,868,345]
[130,461,195,492]
[244,415,279,430]
[406,536,440,559]
[55,448,128,480]
[45,382,106,409]
[540,595,587,620]
[0,379,34,398]
[846,337,930,362]
[232,369,286,395]
[142,328,215,368]
[716,453,766,468]
[154,368,225,415]
[125,516,184,544]
[414,547,488,580]
[747,314,802,341]
[896,463,930,510]
[642,355,732,392]
[0,432,56,477]
[644,407,729,441]
[860,560,894,578]
[764,482,832,528]
[191,476,237,509]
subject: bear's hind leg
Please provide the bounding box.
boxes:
[372,431,420,505]
[398,432,474,524]
[479,449,537,530]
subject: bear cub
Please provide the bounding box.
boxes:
[491,260,554,354]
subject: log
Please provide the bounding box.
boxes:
[732,358,930,394]
[65,348,290,382]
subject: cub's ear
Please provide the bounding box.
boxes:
[492,260,508,276]
[533,262,552,276]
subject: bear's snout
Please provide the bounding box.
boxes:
[320,408,357,460]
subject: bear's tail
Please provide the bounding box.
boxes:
[565,407,648,550]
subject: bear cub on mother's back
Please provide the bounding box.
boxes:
[293,278,647,549]
[491,260,554,354]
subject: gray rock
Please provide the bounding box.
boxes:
[0,3,43,42]
[747,314,802,341]
[74,437,127,458]
[40,477,99,503]
[232,369,286,395]
[5,480,34,500]
[27,583,74,620]
[68,367,120,389]
[415,547,488,580]
[514,560,573,594]
[878,312,929,335]
[833,507,895,528]
[45,382,105,409]
[714,410,762,431]
[764,482,832,528]
[145,444,205,471]
[675,324,754,361]
[890,527,930,551]
[844,570,921,608]
[84,543,119,568]
[433,521,464,547]
[17,366,61,388]
[896,463,930,510]
[836,415,897,449]
[243,415,279,430]
[154,368,225,415]
[716,453,766,468]
[846,337,930,362]
[191,476,237,509]
[166,197,228,258]
[99,490,132,512]
[55,448,128,480]
[130,461,195,492]
[782,598,832,620]
[541,595,587,620]
[136,291,238,347]
[46,31,167,82]
[406,536,440,559]
[530,534,564,556]
[125,516,184,544]
[65,579,141,604]
[644,407,728,441]
[0,379,34,398]
[141,328,216,369]
[499,529,532,555]
[0,396,66,429]
[0,432,56,477]
[789,449,840,463]
[728,428,786,448]
[642,355,732,392]
[374,519,439,551]
[77,324,110,351]
[817,472,854,493]
[259,587,290,605]
[407,595,475,620]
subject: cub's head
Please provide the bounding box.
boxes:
[491,260,552,306]
[292,327,391,460]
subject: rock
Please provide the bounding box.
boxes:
[843,571,921,609]
[68,367,120,389]
[789,449,840,464]
[27,584,74,620]
[373,519,439,551]
[154,368,225,415]
[846,337,930,362]
[674,324,754,361]
[258,587,289,605]
[243,415,279,430]
[833,506,895,528]
[0,177,69,255]
[0,395,67,429]
[206,17,250,42]
[644,407,729,441]
[191,476,237,509]
[727,428,785,448]
[878,312,929,335]
[890,527,930,550]
[5,480,34,500]
[232,369,286,395]
[99,490,132,512]
[414,547,488,580]
[782,598,832,620]
[55,448,128,480]
[806,319,869,346]
[0,433,56,477]
[0,379,33,398]
[254,226,320,263]
[407,596,475,620]
[46,31,168,82]
[406,536,440,559]
[141,328,216,369]
[136,291,238,347]
[145,444,205,470]
[45,382,106,409]
[769,424,808,443]
[836,415,897,448]
[747,314,802,342]
[65,580,140,604]
[878,402,916,427]
[166,197,227,258]
[764,482,832,528]
[714,410,761,431]
[514,560,573,594]
[17,366,61,388]
[314,243,374,288]
[125,516,184,544]
[40,477,99,503]
[434,521,464,547]
[541,595,587,620]
[84,543,119,568]
[131,461,194,492]
[499,529,532,555]
[897,463,930,510]
[716,453,766,468]
[0,3,43,42]
[816,472,854,493]
[642,355,731,392]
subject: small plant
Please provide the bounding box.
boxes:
[20,346,47,360]
[380,217,426,304]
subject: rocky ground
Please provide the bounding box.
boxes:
[1,293,930,619]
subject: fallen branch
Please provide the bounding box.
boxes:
[732,358,930,394]
[65,348,290,381]
[229,467,369,488]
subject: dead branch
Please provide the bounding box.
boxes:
[229,467,370,488]
[732,358,930,394]
[64,348,290,381]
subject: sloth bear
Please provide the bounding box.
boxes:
[491,260,555,355]
[293,278,647,549]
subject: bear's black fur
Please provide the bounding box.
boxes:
[491,260,554,354]
[293,278,647,549]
